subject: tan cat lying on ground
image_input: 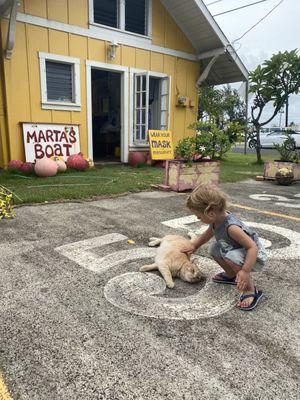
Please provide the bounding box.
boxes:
[139,232,202,288]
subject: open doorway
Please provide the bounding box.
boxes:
[91,69,121,161]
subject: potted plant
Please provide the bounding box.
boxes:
[164,122,232,191]
[263,133,300,182]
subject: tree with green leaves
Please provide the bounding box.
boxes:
[249,49,300,163]
[198,84,246,143]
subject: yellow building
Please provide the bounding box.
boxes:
[0,0,247,166]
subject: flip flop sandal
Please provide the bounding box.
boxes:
[238,287,264,311]
[212,272,237,285]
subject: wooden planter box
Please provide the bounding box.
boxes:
[263,161,300,181]
[164,160,220,192]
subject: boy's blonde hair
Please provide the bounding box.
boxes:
[186,184,228,214]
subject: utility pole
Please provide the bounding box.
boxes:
[285,96,289,127]
[279,108,284,127]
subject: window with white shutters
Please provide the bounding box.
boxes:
[91,0,150,37]
[93,0,118,28]
[46,61,73,102]
[39,52,81,111]
[125,0,146,35]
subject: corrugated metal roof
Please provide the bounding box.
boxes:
[160,0,248,85]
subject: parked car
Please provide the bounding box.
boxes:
[260,130,300,149]
[247,131,267,148]
[248,129,300,149]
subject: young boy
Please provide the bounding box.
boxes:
[183,184,267,311]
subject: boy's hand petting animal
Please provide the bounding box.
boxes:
[235,270,251,291]
[180,243,196,255]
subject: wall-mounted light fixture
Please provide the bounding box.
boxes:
[107,41,119,60]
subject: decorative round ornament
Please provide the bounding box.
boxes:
[275,167,294,185]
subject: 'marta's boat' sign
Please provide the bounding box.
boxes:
[22,123,80,162]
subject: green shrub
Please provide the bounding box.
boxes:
[189,121,232,159]
[274,133,298,163]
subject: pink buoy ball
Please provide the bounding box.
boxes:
[19,162,34,174]
[128,151,148,167]
[7,160,23,171]
[34,157,58,177]
[66,152,89,171]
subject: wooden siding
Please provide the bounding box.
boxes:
[0,0,199,164]
[152,0,196,54]
[20,0,196,53]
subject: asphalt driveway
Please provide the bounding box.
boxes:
[0,180,299,400]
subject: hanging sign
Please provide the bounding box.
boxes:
[22,123,80,162]
[148,130,174,160]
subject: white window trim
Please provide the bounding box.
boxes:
[39,52,81,111]
[129,67,171,148]
[18,13,197,62]
[89,0,152,40]
[86,60,129,163]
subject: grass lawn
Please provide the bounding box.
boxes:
[0,153,274,205]
[220,152,274,182]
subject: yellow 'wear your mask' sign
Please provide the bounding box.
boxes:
[148,130,174,160]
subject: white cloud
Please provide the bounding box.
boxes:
[204,0,300,124]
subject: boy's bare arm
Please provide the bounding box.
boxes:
[227,225,258,290]
[227,225,258,272]
[182,227,214,254]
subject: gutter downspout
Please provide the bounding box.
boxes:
[4,0,18,59]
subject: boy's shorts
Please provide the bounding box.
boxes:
[208,241,266,272]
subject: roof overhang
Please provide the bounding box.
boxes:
[160,0,248,85]
[0,0,19,58]
[0,0,12,16]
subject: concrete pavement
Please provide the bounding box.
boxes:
[0,180,299,399]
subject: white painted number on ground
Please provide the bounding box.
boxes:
[55,213,300,320]
[55,234,236,320]
[249,193,300,209]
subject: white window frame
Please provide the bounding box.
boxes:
[89,0,152,40]
[39,52,81,111]
[130,68,171,148]
[134,72,149,144]
[160,77,170,131]
[86,60,129,163]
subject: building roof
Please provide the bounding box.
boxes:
[160,0,248,85]
[0,0,247,85]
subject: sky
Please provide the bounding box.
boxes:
[203,0,300,126]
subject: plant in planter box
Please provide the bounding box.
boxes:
[174,137,196,166]
[165,122,228,192]
[264,133,300,181]
[190,121,232,160]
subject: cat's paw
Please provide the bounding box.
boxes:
[166,281,175,289]
[187,231,197,240]
[148,239,161,247]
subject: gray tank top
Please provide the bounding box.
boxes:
[211,213,259,250]
[210,213,267,264]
